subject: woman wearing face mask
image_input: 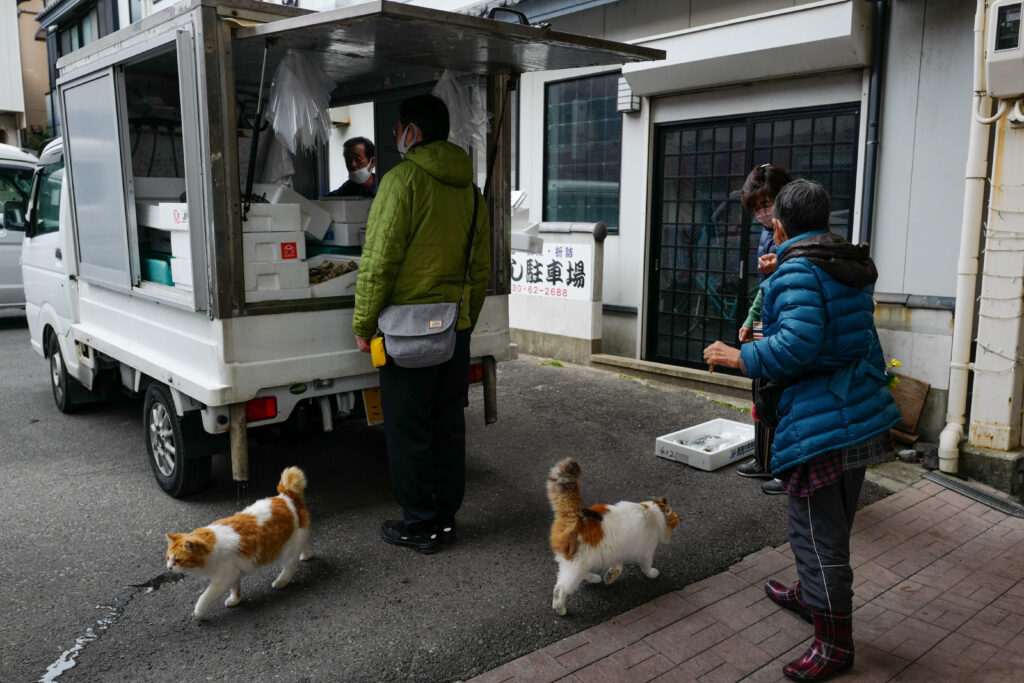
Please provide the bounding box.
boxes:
[736,163,793,494]
[330,136,377,198]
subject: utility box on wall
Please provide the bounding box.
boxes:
[509,222,606,364]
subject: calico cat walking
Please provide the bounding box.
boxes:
[547,458,679,616]
[165,466,312,619]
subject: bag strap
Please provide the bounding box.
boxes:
[456,188,480,311]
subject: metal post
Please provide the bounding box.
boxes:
[482,355,497,424]
[229,403,249,483]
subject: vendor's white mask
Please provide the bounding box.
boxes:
[349,163,373,185]
[396,123,420,157]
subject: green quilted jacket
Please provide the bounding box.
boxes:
[352,140,490,339]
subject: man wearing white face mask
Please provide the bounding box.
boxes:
[353,94,489,554]
[330,137,377,198]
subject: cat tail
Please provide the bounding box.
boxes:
[277,467,307,500]
[547,458,584,523]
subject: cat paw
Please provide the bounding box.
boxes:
[643,567,660,579]
[224,594,241,607]
[584,573,602,584]
[193,607,210,620]
[272,578,290,589]
[604,566,622,585]
[552,586,566,616]
[300,551,313,561]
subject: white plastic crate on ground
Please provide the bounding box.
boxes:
[317,196,372,223]
[306,254,360,298]
[242,231,306,263]
[655,418,755,471]
[242,202,302,233]
[314,222,365,247]
[253,183,331,239]
[170,257,193,290]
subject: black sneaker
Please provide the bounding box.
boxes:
[737,458,773,479]
[761,478,786,495]
[437,523,457,545]
[380,520,439,554]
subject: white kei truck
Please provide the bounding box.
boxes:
[3,0,660,497]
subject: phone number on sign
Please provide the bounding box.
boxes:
[511,283,569,297]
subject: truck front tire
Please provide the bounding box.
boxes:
[48,333,88,414]
[144,383,212,497]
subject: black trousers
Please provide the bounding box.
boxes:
[379,329,471,530]
[787,467,866,614]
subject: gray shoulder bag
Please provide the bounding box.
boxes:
[376,189,479,369]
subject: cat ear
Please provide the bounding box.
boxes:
[657,497,667,506]
[166,533,182,541]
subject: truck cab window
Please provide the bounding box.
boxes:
[32,162,64,236]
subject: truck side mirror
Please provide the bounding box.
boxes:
[2,200,28,231]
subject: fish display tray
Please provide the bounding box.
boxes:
[655,418,755,471]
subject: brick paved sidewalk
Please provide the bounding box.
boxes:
[470,479,1024,682]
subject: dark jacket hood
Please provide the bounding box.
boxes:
[779,231,877,288]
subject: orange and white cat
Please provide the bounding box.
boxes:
[547,458,679,616]
[165,466,312,619]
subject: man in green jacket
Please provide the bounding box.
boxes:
[353,94,490,554]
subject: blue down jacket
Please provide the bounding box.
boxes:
[739,230,901,473]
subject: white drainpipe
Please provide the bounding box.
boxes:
[939,0,1001,474]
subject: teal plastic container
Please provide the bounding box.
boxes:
[141,256,174,285]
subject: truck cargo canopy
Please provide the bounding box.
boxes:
[234,0,664,103]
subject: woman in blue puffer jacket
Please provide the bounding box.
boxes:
[703,179,901,682]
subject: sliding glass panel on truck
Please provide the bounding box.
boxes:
[60,70,132,292]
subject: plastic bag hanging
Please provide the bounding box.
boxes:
[431,70,490,154]
[264,50,335,156]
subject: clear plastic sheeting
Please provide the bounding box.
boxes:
[265,50,334,156]
[431,69,489,154]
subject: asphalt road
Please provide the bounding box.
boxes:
[0,309,888,682]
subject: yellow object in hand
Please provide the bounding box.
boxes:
[370,336,386,368]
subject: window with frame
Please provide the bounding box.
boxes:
[544,72,621,232]
[32,161,64,237]
[647,104,860,369]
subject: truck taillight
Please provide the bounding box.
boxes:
[469,362,484,383]
[247,397,278,421]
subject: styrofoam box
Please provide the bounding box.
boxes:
[307,254,360,298]
[242,230,306,263]
[316,222,365,247]
[245,287,312,303]
[170,231,190,258]
[135,201,188,231]
[655,418,755,472]
[317,197,372,223]
[244,260,310,293]
[242,203,302,233]
[254,183,331,239]
[170,257,193,289]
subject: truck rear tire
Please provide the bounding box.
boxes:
[144,383,212,497]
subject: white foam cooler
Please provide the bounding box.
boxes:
[317,196,372,223]
[655,418,755,471]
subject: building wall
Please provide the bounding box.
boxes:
[512,0,974,441]
[18,0,49,131]
[872,0,975,299]
[1,0,27,143]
